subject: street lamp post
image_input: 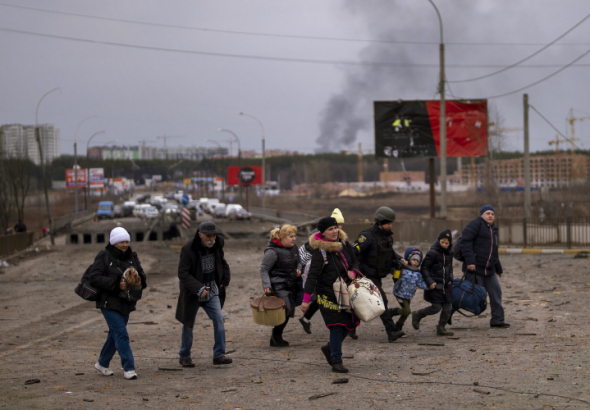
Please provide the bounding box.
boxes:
[86,130,106,158]
[218,128,242,205]
[239,112,266,207]
[101,140,117,198]
[74,116,96,213]
[427,0,447,218]
[35,87,61,246]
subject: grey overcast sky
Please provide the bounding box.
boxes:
[1,0,590,157]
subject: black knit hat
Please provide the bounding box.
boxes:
[437,229,452,244]
[317,217,338,234]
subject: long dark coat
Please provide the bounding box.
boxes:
[421,241,454,305]
[304,230,359,329]
[460,217,503,276]
[175,232,231,327]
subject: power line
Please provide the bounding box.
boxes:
[483,48,590,99]
[529,105,583,150]
[2,1,590,47]
[2,26,590,69]
[448,12,590,83]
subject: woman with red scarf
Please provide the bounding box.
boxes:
[301,217,359,373]
[259,224,301,347]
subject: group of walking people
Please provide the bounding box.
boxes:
[86,203,508,379]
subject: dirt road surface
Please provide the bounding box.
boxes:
[1,228,589,409]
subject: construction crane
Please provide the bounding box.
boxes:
[548,134,567,153]
[568,109,590,154]
[340,142,374,182]
[156,135,184,147]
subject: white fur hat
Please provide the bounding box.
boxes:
[110,227,130,245]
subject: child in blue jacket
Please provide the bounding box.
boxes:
[389,247,428,336]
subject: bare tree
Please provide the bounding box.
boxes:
[0,150,15,232]
[4,139,33,223]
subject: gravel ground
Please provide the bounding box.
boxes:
[1,228,589,409]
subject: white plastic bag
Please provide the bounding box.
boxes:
[347,277,386,322]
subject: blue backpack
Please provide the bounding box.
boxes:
[452,275,487,316]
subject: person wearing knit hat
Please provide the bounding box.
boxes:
[110,227,131,245]
[331,208,345,227]
[87,226,147,380]
[317,216,338,234]
[457,205,509,328]
[411,230,454,336]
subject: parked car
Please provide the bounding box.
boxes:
[113,205,124,218]
[226,204,251,220]
[164,203,180,215]
[203,199,219,214]
[97,201,114,219]
[143,205,160,219]
[213,203,227,218]
[123,201,136,217]
[136,204,152,218]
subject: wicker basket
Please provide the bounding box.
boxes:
[250,294,286,327]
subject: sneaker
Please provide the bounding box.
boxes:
[124,370,138,380]
[213,356,233,365]
[299,317,312,334]
[94,362,113,376]
[179,358,195,368]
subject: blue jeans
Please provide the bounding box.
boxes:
[98,309,135,371]
[329,325,350,361]
[179,295,226,359]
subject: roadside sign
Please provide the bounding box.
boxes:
[182,194,190,206]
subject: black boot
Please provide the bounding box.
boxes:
[299,317,312,334]
[270,333,289,347]
[320,344,332,365]
[388,324,405,342]
[349,329,358,340]
[412,311,424,330]
[331,360,349,373]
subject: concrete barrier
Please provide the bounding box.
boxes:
[0,232,35,258]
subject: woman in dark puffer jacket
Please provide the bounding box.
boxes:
[411,230,454,336]
[259,224,300,347]
[301,217,359,373]
[87,227,147,380]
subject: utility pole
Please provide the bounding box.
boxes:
[523,94,531,219]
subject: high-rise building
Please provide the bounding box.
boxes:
[0,123,60,165]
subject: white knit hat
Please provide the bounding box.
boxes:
[110,227,130,245]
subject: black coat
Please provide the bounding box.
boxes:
[421,241,454,305]
[175,232,231,327]
[304,230,359,329]
[265,239,299,292]
[88,244,147,315]
[460,217,503,276]
[354,223,403,278]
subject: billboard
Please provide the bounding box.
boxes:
[66,168,87,189]
[89,168,104,189]
[374,100,488,158]
[227,166,263,186]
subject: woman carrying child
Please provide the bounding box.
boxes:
[301,216,359,373]
[411,230,454,336]
[389,247,428,337]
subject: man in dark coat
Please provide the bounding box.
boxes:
[13,220,26,233]
[176,221,232,367]
[353,206,407,342]
[460,205,509,328]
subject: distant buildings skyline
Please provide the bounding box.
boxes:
[0,123,60,165]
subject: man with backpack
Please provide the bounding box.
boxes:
[458,205,509,328]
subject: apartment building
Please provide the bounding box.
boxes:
[0,123,60,165]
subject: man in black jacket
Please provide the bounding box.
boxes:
[460,205,509,328]
[354,206,407,342]
[176,221,232,367]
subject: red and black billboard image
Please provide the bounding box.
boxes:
[374,100,488,158]
[227,166,263,186]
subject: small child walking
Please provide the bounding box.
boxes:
[412,230,454,336]
[389,247,428,337]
